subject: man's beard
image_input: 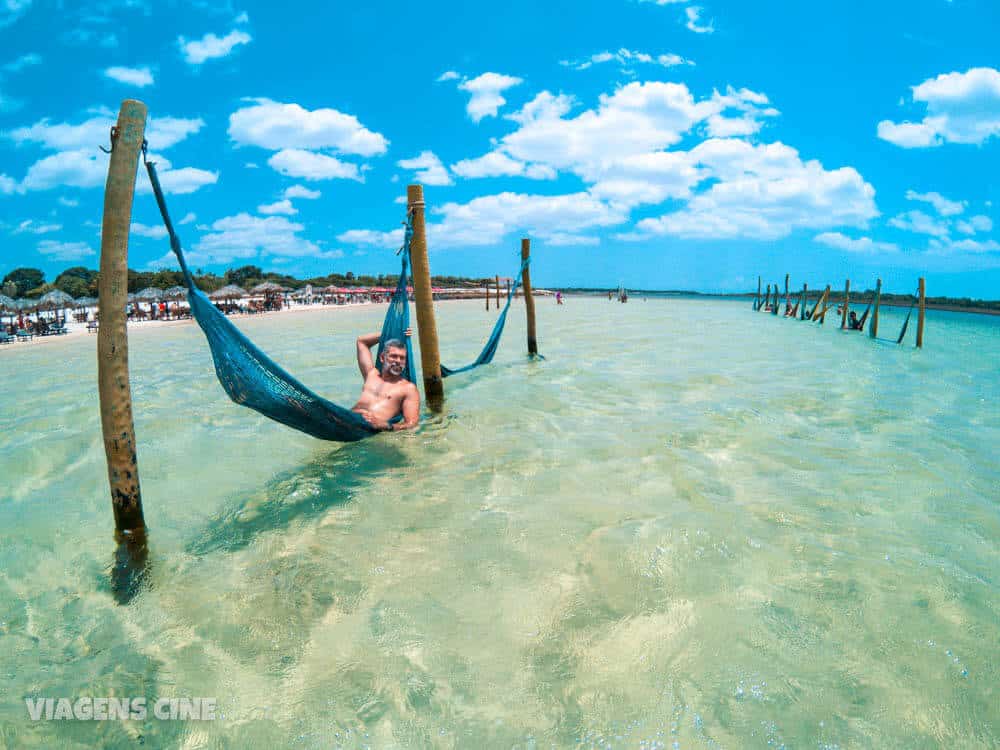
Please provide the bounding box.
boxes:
[384,361,404,376]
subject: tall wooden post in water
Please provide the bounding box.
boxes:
[841,279,851,329]
[521,238,538,356]
[870,278,882,338]
[784,273,790,311]
[755,276,761,310]
[98,100,147,537]
[407,185,444,411]
[916,277,926,348]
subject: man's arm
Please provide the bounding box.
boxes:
[356,332,381,378]
[392,383,421,431]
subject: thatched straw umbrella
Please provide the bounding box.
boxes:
[209,284,247,314]
[209,284,248,300]
[250,281,286,310]
[163,285,188,300]
[39,289,76,324]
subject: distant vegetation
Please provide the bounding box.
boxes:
[1,264,493,299]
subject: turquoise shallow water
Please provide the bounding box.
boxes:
[0,297,998,749]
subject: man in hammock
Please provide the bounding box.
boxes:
[352,328,420,431]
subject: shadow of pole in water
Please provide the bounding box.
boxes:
[186,439,412,557]
[97,99,151,604]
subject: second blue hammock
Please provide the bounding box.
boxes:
[440,257,530,377]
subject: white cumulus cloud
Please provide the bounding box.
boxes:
[130,222,168,239]
[10,110,203,150]
[632,139,878,240]
[14,219,61,234]
[956,215,993,234]
[397,150,452,186]
[258,199,297,215]
[283,184,321,200]
[560,48,694,72]
[193,213,320,263]
[877,67,1000,148]
[888,209,950,237]
[267,149,361,181]
[685,6,714,33]
[457,72,523,122]
[179,29,251,65]
[104,65,154,87]
[904,189,965,216]
[336,228,405,248]
[814,232,899,254]
[228,98,388,155]
[37,240,95,260]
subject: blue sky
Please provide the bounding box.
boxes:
[1,0,998,297]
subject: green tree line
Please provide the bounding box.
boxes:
[2,265,495,299]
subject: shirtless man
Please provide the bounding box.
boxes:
[352,329,420,431]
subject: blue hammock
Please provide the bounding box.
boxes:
[440,257,530,377]
[145,158,413,442]
[895,286,919,344]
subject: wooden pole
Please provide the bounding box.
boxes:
[870,278,882,338]
[916,277,926,348]
[407,184,444,411]
[812,285,830,322]
[98,100,147,537]
[800,283,807,320]
[763,284,771,311]
[772,281,780,315]
[784,273,790,312]
[506,278,510,302]
[495,274,500,307]
[755,276,761,310]
[841,279,851,329]
[521,238,538,356]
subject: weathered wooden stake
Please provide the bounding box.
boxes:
[763,283,771,310]
[841,279,851,329]
[495,274,501,306]
[99,100,147,537]
[784,273,790,311]
[800,283,808,320]
[812,285,830,322]
[916,277,926,348]
[407,185,444,411]
[521,238,538,356]
[870,278,882,338]
[755,276,761,310]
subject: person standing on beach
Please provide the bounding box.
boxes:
[352,328,420,431]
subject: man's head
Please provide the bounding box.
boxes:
[379,339,407,377]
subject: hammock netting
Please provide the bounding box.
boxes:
[440,257,529,377]
[145,157,525,441]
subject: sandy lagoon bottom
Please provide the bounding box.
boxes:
[0,297,997,748]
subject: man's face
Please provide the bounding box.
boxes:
[381,346,407,376]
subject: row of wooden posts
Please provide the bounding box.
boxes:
[754,273,926,348]
[96,101,539,593]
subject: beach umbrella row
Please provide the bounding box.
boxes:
[208,284,248,300]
